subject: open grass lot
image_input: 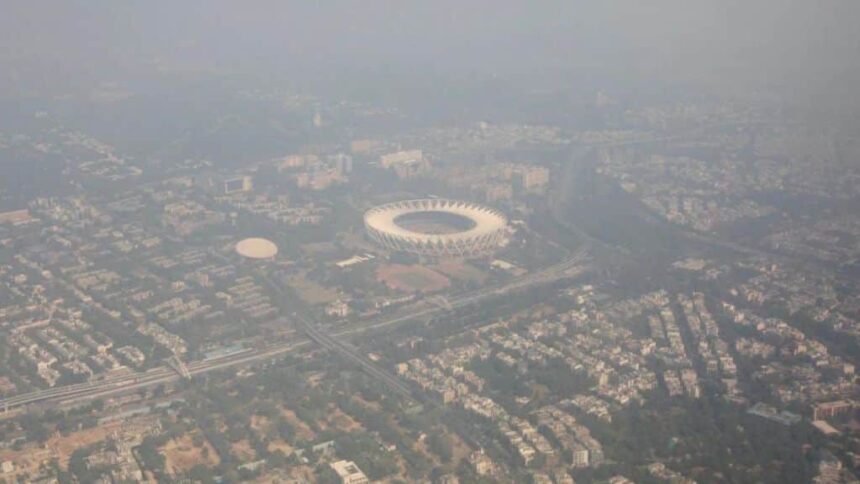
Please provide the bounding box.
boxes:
[288,273,340,305]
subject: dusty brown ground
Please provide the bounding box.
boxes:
[376,264,451,293]
[449,432,474,464]
[279,406,316,441]
[266,438,295,456]
[0,416,163,482]
[230,439,256,462]
[250,414,271,434]
[160,431,220,476]
[434,261,488,284]
[326,406,363,433]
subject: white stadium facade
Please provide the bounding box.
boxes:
[364,199,508,258]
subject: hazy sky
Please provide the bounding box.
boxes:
[2,1,859,108]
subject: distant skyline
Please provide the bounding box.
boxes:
[2,1,859,112]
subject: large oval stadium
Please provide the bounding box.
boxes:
[364,199,508,258]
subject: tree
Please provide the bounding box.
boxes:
[427,433,453,463]
[137,436,167,476]
[188,464,216,483]
[315,463,340,484]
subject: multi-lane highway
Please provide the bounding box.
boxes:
[337,247,589,338]
[0,339,314,411]
[0,251,590,412]
[297,314,415,400]
[288,248,589,402]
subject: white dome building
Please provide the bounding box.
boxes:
[235,238,278,259]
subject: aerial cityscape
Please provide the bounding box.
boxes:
[1,2,860,483]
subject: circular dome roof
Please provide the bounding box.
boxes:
[235,238,278,259]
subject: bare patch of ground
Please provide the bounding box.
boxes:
[376,264,451,293]
[289,273,339,304]
[161,431,220,476]
[433,261,488,284]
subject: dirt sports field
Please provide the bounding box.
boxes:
[376,264,451,293]
[433,260,488,284]
[160,432,220,476]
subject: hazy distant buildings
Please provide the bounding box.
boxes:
[380,149,422,169]
[275,152,351,189]
[278,154,315,170]
[0,209,34,225]
[294,169,344,190]
[223,176,253,194]
[162,201,226,236]
[379,149,430,179]
[484,183,514,202]
[511,165,550,193]
[332,153,353,175]
[350,139,379,154]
